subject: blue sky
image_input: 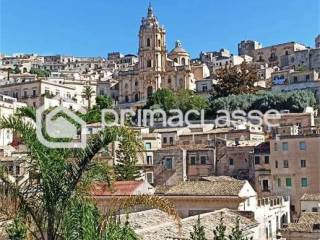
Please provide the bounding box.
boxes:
[0,0,319,58]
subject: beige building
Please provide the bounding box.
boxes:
[157,176,290,240]
[118,5,200,108]
[300,193,320,213]
[0,76,97,109]
[271,69,320,101]
[252,42,307,67]
[270,131,320,215]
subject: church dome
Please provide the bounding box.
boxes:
[170,40,188,55]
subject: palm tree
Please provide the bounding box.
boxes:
[0,107,179,240]
[82,85,95,110]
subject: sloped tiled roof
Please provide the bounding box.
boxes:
[90,181,144,196]
[282,212,320,233]
[126,208,257,240]
[164,179,246,196]
[301,193,320,201]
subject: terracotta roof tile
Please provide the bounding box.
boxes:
[90,181,144,196]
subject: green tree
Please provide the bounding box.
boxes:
[82,86,95,110]
[114,128,142,181]
[0,107,181,240]
[0,108,139,240]
[190,215,207,240]
[214,61,259,97]
[176,89,208,114]
[29,68,51,77]
[96,95,113,110]
[12,65,21,74]
[145,88,177,113]
[228,217,252,240]
[213,213,227,240]
[6,215,27,240]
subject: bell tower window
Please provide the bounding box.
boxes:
[147,60,152,68]
[182,58,186,65]
[147,38,151,47]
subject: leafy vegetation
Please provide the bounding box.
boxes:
[82,86,95,110]
[213,61,260,97]
[29,68,51,77]
[145,89,208,114]
[190,215,207,240]
[208,90,317,117]
[114,128,142,181]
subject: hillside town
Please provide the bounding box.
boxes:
[0,4,319,240]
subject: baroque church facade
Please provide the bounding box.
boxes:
[118,5,199,108]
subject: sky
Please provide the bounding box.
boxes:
[0,0,319,58]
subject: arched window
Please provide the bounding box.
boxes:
[147,86,153,97]
[147,60,152,68]
[135,93,139,102]
[147,38,151,47]
[181,58,186,65]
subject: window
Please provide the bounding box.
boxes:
[164,157,173,169]
[229,158,234,166]
[181,58,186,65]
[163,137,167,144]
[145,142,151,150]
[283,160,289,168]
[32,90,37,96]
[285,178,292,187]
[282,142,288,151]
[125,96,129,103]
[277,178,281,187]
[254,156,260,165]
[200,156,207,165]
[135,93,139,102]
[301,178,308,187]
[24,91,27,97]
[202,85,208,92]
[15,166,20,175]
[146,156,152,165]
[264,156,270,164]
[275,160,278,168]
[306,74,310,81]
[146,38,151,47]
[146,172,154,184]
[301,160,306,168]
[274,143,278,151]
[147,60,152,68]
[312,207,318,212]
[169,137,174,145]
[190,156,197,165]
[299,142,306,150]
[293,76,298,83]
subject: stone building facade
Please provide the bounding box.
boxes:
[117,5,196,108]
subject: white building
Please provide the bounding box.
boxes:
[301,193,320,213]
[0,94,26,146]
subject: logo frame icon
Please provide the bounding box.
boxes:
[36,104,87,149]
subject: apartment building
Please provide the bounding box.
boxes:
[270,130,320,215]
[271,69,320,100]
[252,42,307,67]
[0,95,26,146]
